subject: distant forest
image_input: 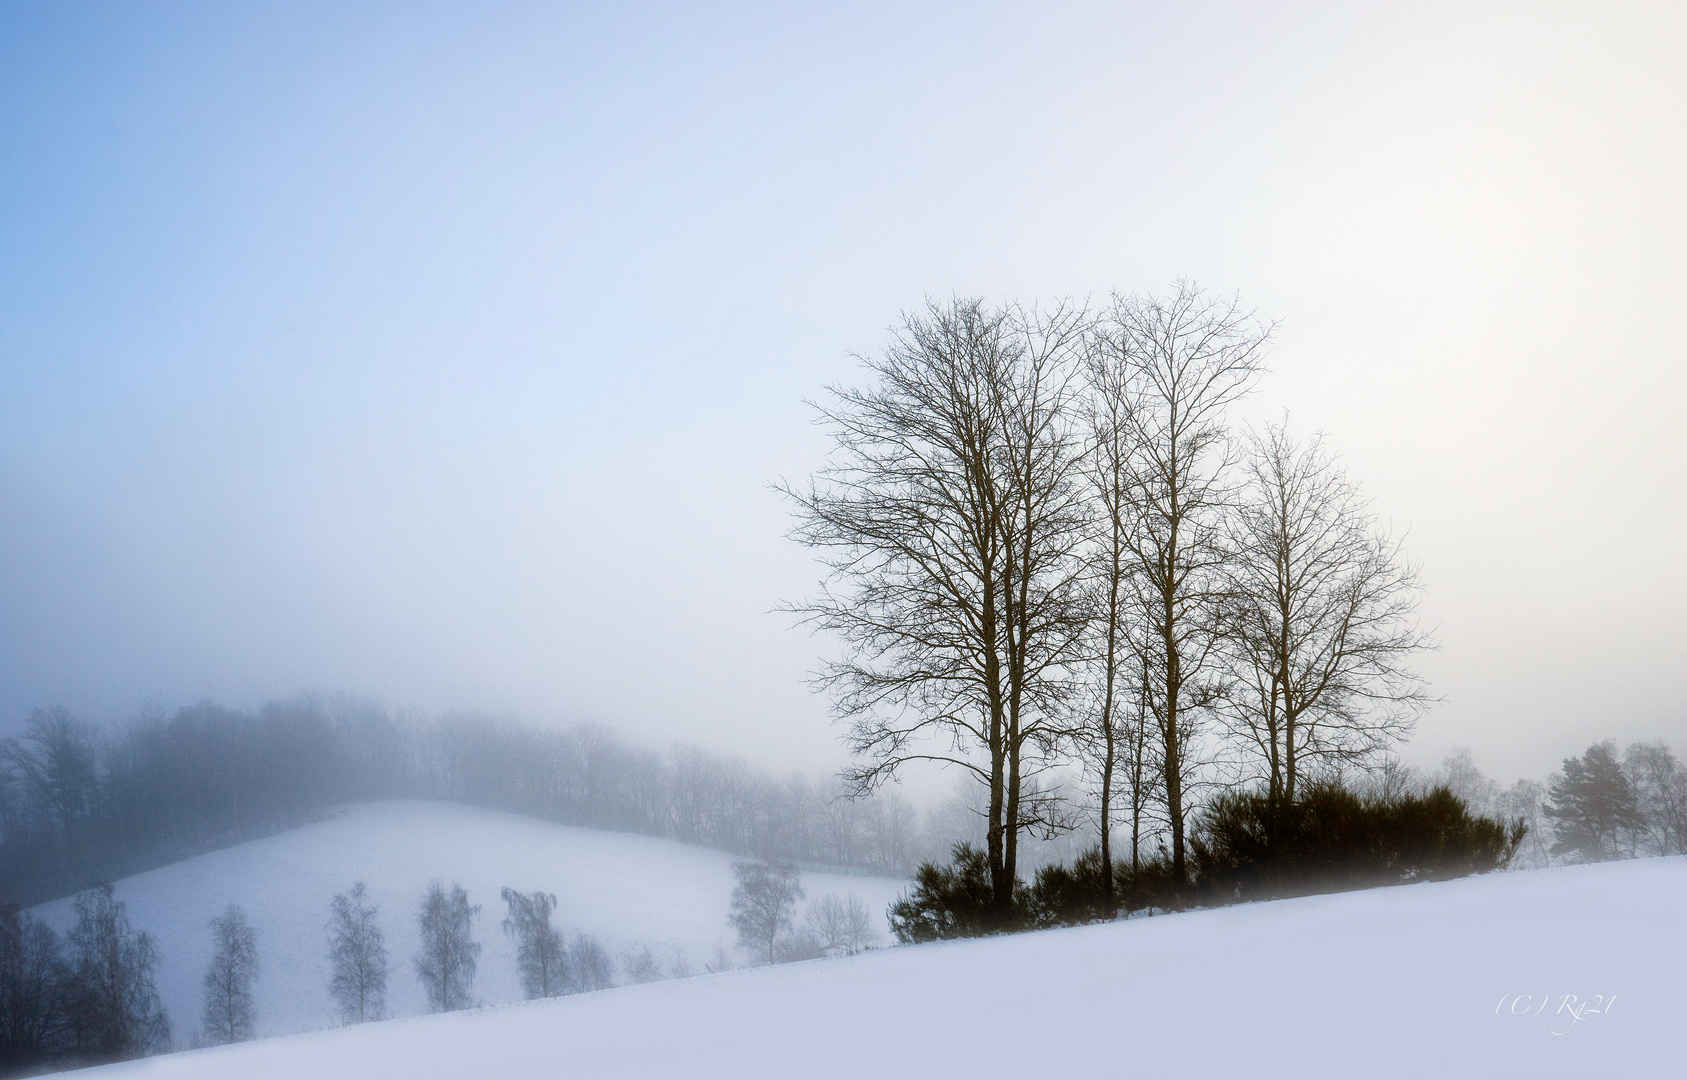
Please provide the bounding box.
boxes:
[0,698,923,907]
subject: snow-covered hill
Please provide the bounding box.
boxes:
[26,800,909,1041]
[57,853,1687,1080]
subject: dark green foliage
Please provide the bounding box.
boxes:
[1027,848,1113,927]
[1544,742,1647,863]
[887,844,1025,942]
[1114,856,1180,914]
[1192,782,1525,902]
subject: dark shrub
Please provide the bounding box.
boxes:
[887,844,1024,942]
[1193,782,1526,903]
[1027,847,1112,927]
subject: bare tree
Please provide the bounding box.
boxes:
[1623,741,1687,856]
[804,893,879,955]
[1221,420,1431,821]
[1,907,68,1071]
[1085,282,1271,895]
[327,882,387,1024]
[413,881,480,1012]
[781,298,1089,920]
[619,943,662,984]
[62,884,170,1062]
[499,887,566,999]
[565,934,613,992]
[201,904,258,1044]
[728,861,803,964]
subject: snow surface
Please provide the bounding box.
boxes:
[51,852,1687,1079]
[27,800,909,1041]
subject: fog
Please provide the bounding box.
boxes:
[2,1,1683,782]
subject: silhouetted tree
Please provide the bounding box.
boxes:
[499,887,565,999]
[728,861,803,964]
[1084,283,1271,897]
[781,298,1090,923]
[1545,742,1645,862]
[413,882,479,1012]
[201,904,258,1044]
[327,882,387,1024]
[61,885,169,1063]
[1220,421,1431,831]
[1,907,68,1072]
[887,843,1020,942]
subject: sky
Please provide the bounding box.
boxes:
[1,1,1683,786]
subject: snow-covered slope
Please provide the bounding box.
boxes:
[27,800,909,1041]
[61,853,1687,1080]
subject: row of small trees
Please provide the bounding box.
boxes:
[0,878,631,1075]
[783,283,1433,919]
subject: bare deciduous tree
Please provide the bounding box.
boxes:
[500,887,565,999]
[1,907,68,1070]
[565,934,613,993]
[62,884,170,1062]
[201,904,258,1044]
[1623,741,1687,856]
[1221,421,1431,820]
[804,892,879,955]
[728,861,803,964]
[781,298,1088,920]
[327,882,387,1024]
[1085,282,1270,895]
[413,881,479,1012]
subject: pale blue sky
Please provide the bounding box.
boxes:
[2,1,1683,782]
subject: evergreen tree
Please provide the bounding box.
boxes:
[1545,742,1646,862]
[327,882,388,1024]
[201,904,258,1044]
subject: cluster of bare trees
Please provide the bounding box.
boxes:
[726,862,879,965]
[0,884,169,1074]
[784,283,1433,915]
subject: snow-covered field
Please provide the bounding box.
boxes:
[56,852,1686,1080]
[26,800,909,1041]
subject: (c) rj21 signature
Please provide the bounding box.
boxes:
[1495,993,1615,1035]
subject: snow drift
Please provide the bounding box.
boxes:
[53,851,1685,1079]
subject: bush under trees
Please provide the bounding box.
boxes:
[1190,784,1525,902]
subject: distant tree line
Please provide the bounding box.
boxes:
[0,699,923,907]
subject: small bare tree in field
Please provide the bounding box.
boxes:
[804,893,879,955]
[728,861,803,964]
[413,882,479,1012]
[327,882,387,1024]
[500,888,565,999]
[1221,420,1432,818]
[201,904,258,1045]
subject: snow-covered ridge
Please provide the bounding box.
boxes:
[26,800,910,1041]
[55,852,1687,1080]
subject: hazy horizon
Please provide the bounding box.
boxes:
[3,1,1683,787]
